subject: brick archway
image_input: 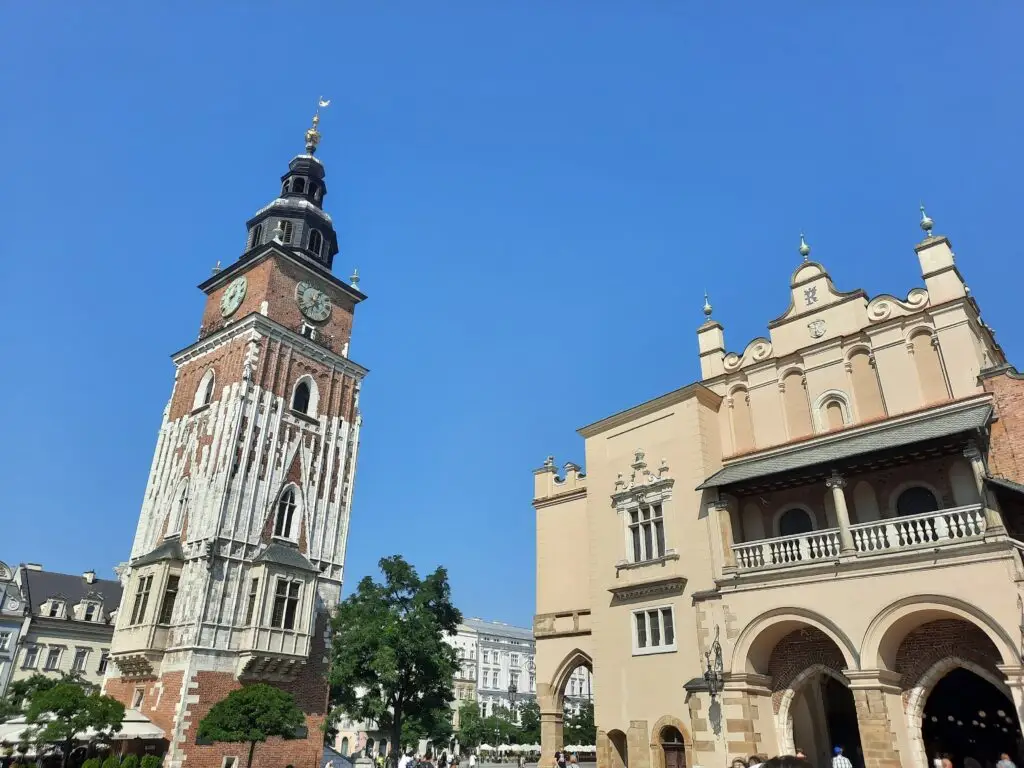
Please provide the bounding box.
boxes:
[904,657,1013,768]
[648,715,693,768]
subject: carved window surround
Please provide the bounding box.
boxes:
[613,449,675,566]
[608,575,687,605]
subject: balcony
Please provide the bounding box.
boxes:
[109,623,170,678]
[731,503,987,571]
[235,625,311,682]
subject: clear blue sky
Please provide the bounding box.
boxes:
[1,5,1022,627]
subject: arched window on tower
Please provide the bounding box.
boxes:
[281,220,294,244]
[193,369,216,410]
[308,229,323,258]
[274,487,298,539]
[167,483,188,537]
[292,380,311,414]
[292,177,306,194]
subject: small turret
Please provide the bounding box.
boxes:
[697,291,726,379]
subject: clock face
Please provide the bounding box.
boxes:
[220,276,248,317]
[296,281,332,322]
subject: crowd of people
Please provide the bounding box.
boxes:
[727,746,1019,768]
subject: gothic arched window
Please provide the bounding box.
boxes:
[168,483,188,537]
[194,370,216,410]
[281,220,294,244]
[251,224,263,249]
[274,487,297,539]
[292,381,311,414]
[308,229,323,257]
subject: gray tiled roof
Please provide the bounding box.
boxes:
[21,568,123,616]
[253,542,320,573]
[697,401,992,490]
[131,539,184,567]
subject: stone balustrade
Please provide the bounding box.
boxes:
[730,503,987,571]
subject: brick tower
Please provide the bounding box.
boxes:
[104,111,366,768]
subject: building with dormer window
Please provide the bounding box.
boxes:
[534,212,1024,768]
[5,563,122,692]
[101,110,365,768]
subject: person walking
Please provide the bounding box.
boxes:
[468,752,477,768]
[831,746,853,768]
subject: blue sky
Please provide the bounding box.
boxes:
[1,4,1022,627]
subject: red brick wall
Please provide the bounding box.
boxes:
[893,619,1002,699]
[105,671,184,740]
[767,628,847,712]
[981,367,1024,483]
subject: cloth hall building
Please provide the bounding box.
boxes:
[102,113,366,768]
[533,213,1024,768]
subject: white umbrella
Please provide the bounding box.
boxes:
[478,744,494,752]
[499,744,514,752]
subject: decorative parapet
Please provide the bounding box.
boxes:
[534,456,587,503]
[534,609,592,638]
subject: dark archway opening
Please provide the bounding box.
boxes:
[922,668,1022,767]
[791,675,863,768]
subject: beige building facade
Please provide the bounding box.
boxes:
[534,214,1024,768]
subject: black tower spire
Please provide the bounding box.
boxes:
[243,109,339,270]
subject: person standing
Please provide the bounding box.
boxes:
[832,746,853,768]
[468,752,477,768]
[998,754,1018,768]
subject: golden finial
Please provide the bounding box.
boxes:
[305,97,330,154]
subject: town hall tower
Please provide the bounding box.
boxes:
[104,112,367,768]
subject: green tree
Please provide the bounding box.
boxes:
[564,702,595,746]
[456,702,485,748]
[518,700,541,744]
[121,755,139,768]
[140,755,162,768]
[195,684,305,768]
[24,683,124,768]
[0,674,58,721]
[402,706,453,753]
[329,556,461,764]
[101,756,120,768]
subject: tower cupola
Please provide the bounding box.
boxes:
[244,106,339,270]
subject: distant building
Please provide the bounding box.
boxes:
[7,563,122,691]
[0,561,25,697]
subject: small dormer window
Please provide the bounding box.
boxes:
[308,229,323,257]
[46,600,65,618]
[274,487,298,539]
[281,220,294,244]
[83,602,100,622]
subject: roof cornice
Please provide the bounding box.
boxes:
[198,244,367,304]
[172,312,369,379]
[577,383,721,439]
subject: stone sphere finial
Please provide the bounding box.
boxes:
[702,291,713,318]
[920,204,934,236]
[799,233,811,261]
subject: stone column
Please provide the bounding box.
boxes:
[539,698,564,768]
[846,670,903,768]
[826,471,856,554]
[627,721,651,768]
[711,500,737,573]
[965,441,1005,533]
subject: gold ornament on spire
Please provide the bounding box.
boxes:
[305,97,331,154]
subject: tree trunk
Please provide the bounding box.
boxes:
[246,741,257,768]
[391,712,402,768]
[62,738,73,768]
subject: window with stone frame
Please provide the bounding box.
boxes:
[97,650,110,674]
[157,575,180,624]
[46,599,65,618]
[613,450,674,566]
[274,487,298,540]
[44,647,62,670]
[628,503,666,562]
[71,648,89,673]
[129,574,154,625]
[244,577,260,625]
[22,646,39,669]
[0,631,10,651]
[632,605,676,655]
[82,601,101,622]
[270,578,301,630]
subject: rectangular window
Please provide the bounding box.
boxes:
[510,672,518,688]
[132,687,144,709]
[628,504,666,562]
[22,646,39,669]
[492,670,499,688]
[47,601,62,618]
[271,579,301,630]
[529,674,536,692]
[245,578,259,625]
[130,575,154,625]
[97,650,110,675]
[44,647,61,670]
[632,606,677,655]
[158,575,179,625]
[84,603,97,622]
[482,650,489,663]
[510,653,519,666]
[0,632,10,651]
[72,648,89,672]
